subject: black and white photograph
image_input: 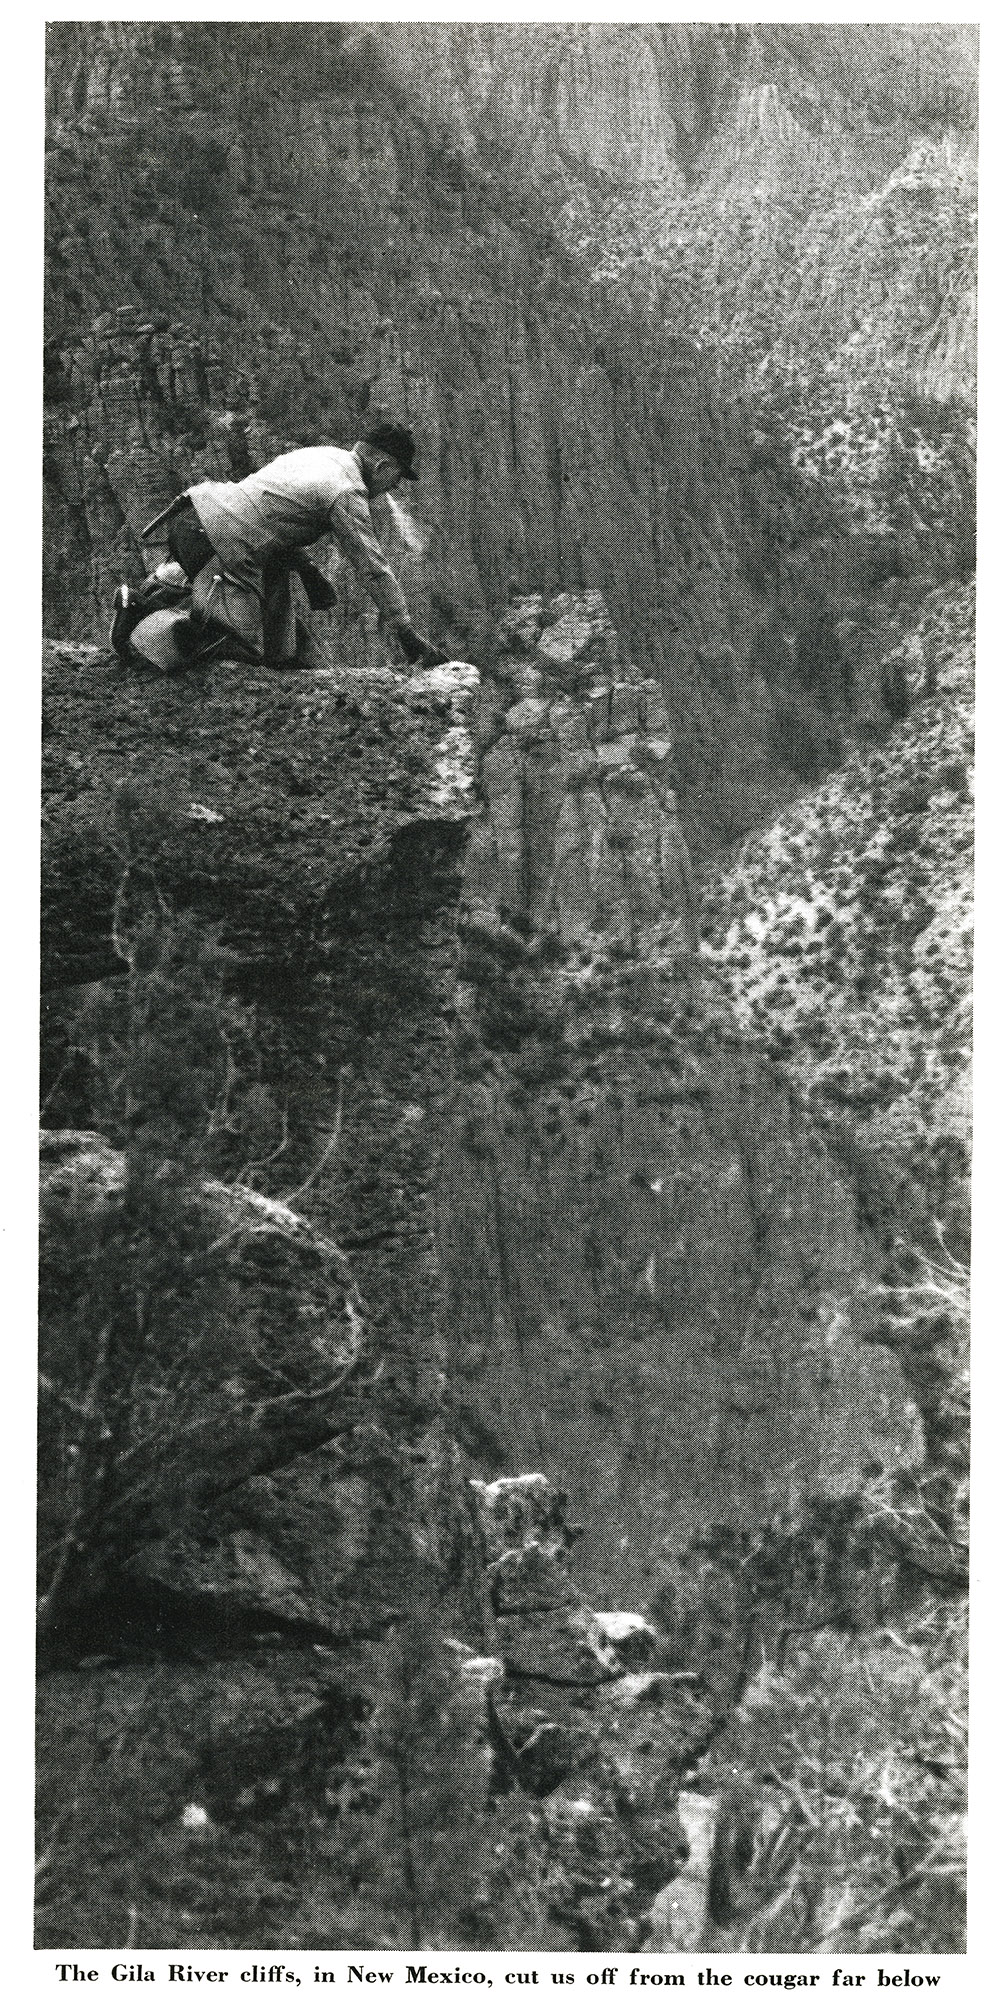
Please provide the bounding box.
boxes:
[36,11,976,1964]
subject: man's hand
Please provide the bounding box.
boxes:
[396,622,449,669]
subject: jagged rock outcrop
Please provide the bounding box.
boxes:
[38,644,488,1944]
[464,589,695,949]
[440,594,921,1606]
[43,21,975,850]
[463,1474,712,1946]
[42,644,478,982]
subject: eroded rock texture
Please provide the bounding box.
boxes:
[44,21,975,849]
[464,589,694,950]
[39,19,971,1953]
[38,645,721,1949]
[38,645,490,1943]
[439,596,920,1603]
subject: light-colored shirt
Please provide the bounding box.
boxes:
[187,446,409,625]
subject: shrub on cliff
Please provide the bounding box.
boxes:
[44,776,286,1165]
[651,1241,968,1955]
[704,1599,966,1953]
[38,889,364,1657]
[317,1621,493,1946]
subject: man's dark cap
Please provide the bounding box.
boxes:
[363,420,419,480]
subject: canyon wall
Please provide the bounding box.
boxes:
[44,21,974,850]
[437,591,919,1605]
[39,23,973,1951]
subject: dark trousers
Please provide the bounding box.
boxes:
[166,497,218,582]
[164,497,326,666]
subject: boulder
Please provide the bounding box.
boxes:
[505,695,553,739]
[470,1472,578,1563]
[487,1542,580,1614]
[514,1720,578,1795]
[38,1128,370,1632]
[585,1611,658,1672]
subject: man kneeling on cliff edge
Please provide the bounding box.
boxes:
[112,422,447,673]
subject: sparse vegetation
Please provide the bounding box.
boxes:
[41,18,972,1953]
[701,580,973,1248]
[327,1621,492,1947]
[38,857,362,1658]
[648,1242,968,1954]
[703,1601,966,1953]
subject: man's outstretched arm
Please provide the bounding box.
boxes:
[328,488,444,663]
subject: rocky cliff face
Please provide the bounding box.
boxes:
[40,20,971,1953]
[38,612,963,1946]
[438,593,919,1607]
[368,24,977,553]
[701,580,973,1247]
[43,21,973,850]
[39,643,492,1944]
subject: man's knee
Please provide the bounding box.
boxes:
[190,558,265,663]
